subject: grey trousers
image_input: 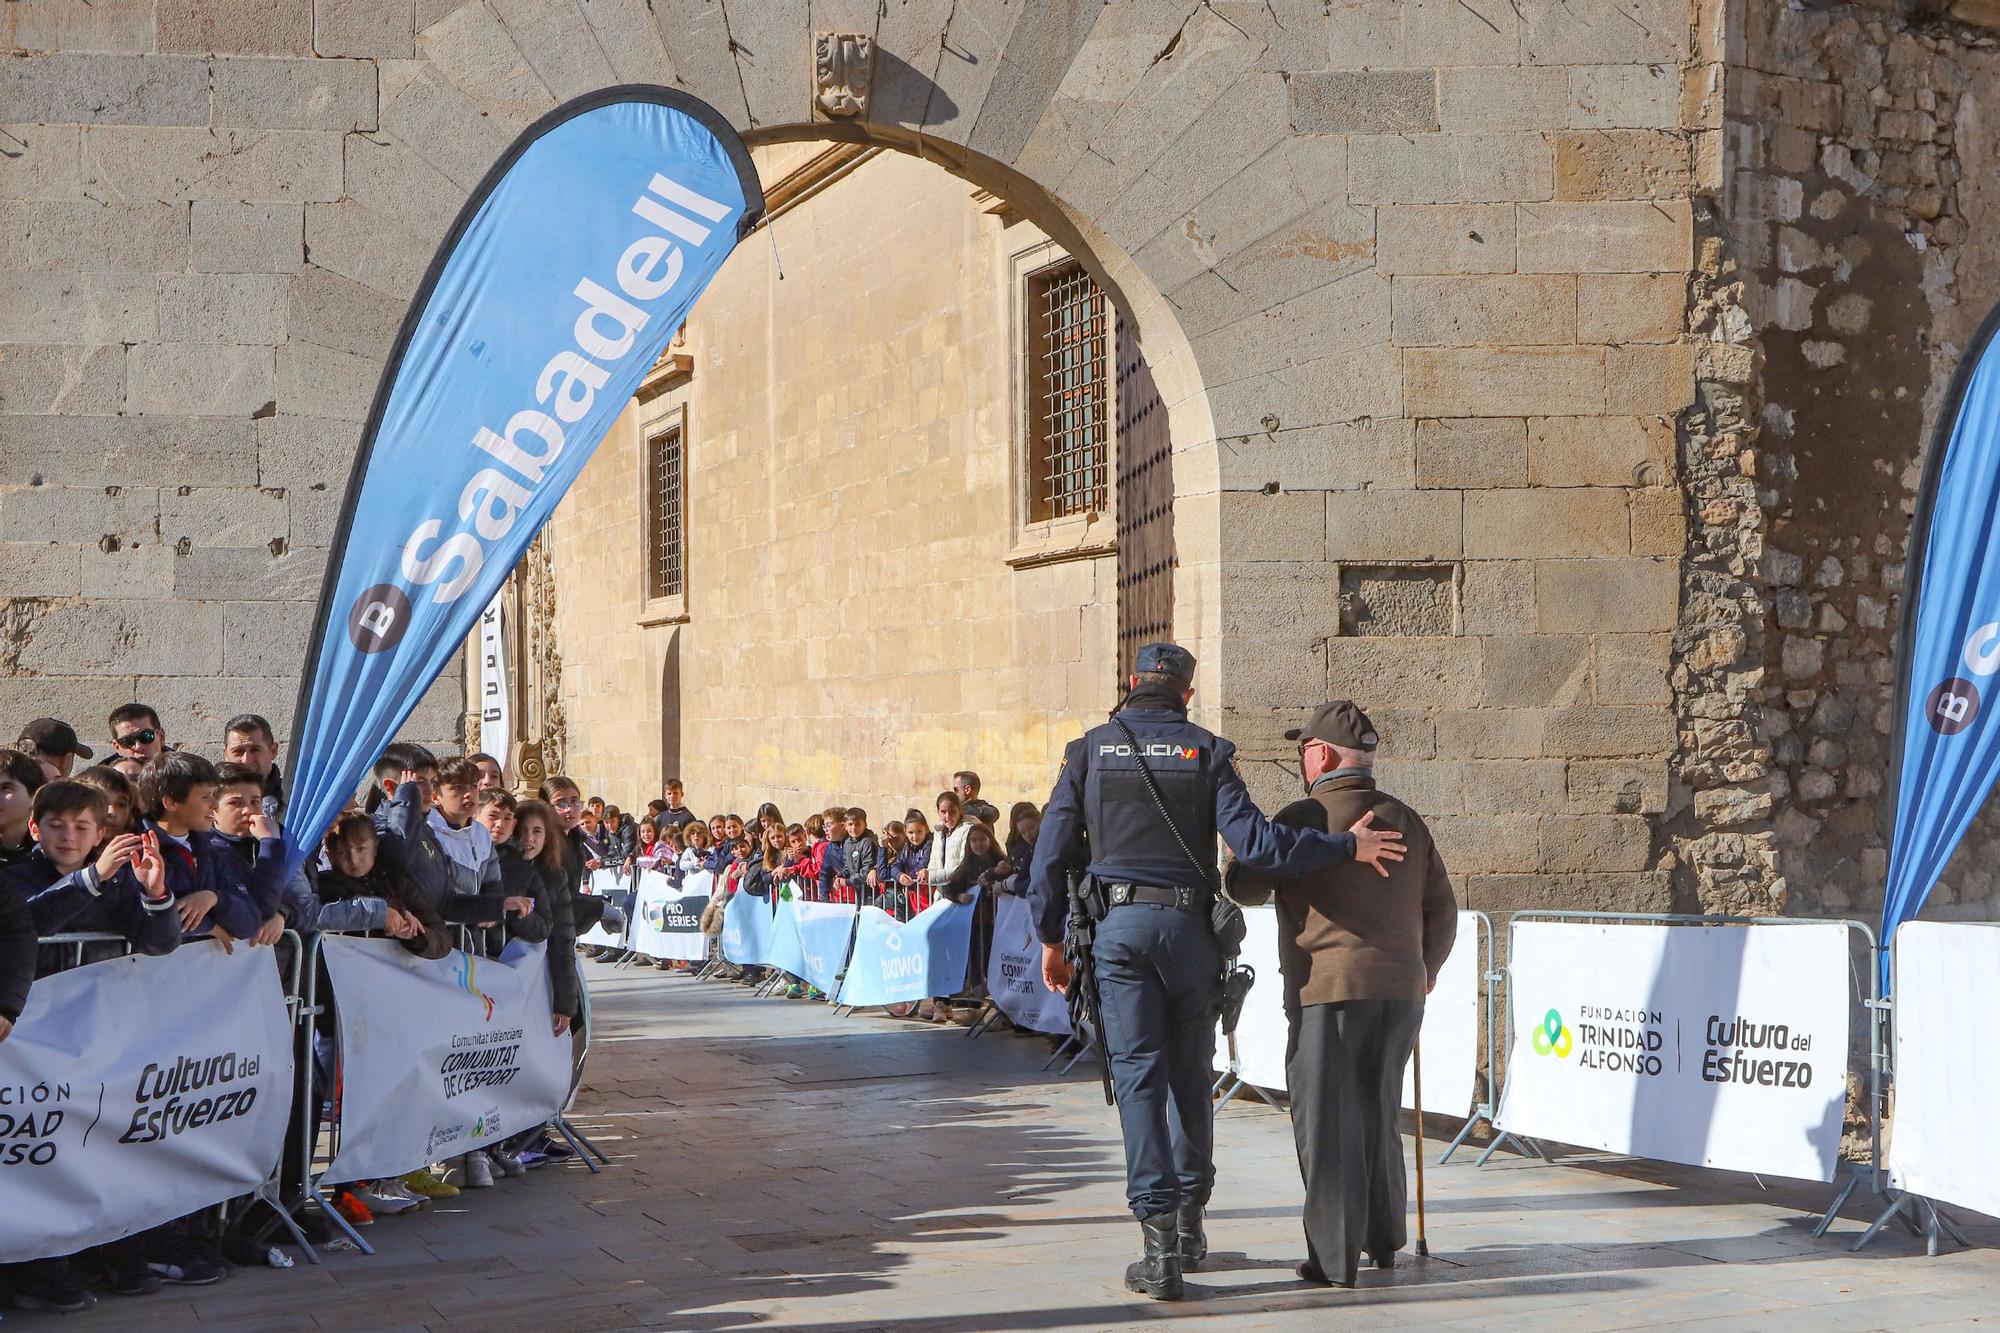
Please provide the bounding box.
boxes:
[1285,998,1424,1284]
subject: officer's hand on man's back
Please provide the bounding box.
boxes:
[1350,811,1405,877]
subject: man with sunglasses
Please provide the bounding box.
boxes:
[1028,644,1407,1302]
[107,703,169,762]
[1227,701,1458,1291]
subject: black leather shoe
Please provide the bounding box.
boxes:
[1175,1203,1207,1270]
[1124,1212,1184,1301]
[1295,1259,1354,1289]
[1369,1249,1396,1270]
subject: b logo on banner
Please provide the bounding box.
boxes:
[1927,677,1981,734]
[1533,1008,1572,1058]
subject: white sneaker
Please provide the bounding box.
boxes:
[463,1150,496,1188]
[358,1181,422,1214]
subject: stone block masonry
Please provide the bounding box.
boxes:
[0,0,1948,931]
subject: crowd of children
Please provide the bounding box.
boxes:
[0,706,1045,1313]
[565,773,1042,1023]
[0,708,623,1315]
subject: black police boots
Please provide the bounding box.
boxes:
[1176,1203,1207,1270]
[1124,1212,1184,1301]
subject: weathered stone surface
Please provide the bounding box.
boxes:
[1605,343,1695,415]
[212,56,379,131]
[1392,274,1576,346]
[1290,70,1437,134]
[0,542,81,596]
[1567,758,1669,814]
[1466,488,1630,558]
[275,342,382,421]
[1537,558,1677,633]
[378,66,510,190]
[1462,758,1567,814]
[342,131,465,251]
[1325,490,1462,561]
[1519,0,1686,66]
[1483,634,1591,708]
[81,126,345,202]
[0,53,210,125]
[0,343,125,414]
[1349,132,1553,204]
[1461,559,1536,635]
[1438,65,1568,131]
[1404,346,1606,417]
[1577,271,1685,342]
[1518,200,1692,273]
[1323,637,1485,710]
[16,599,225,676]
[1376,204,1517,274]
[1540,813,1653,872]
[419,0,559,133]
[157,0,311,54]
[127,343,275,417]
[256,413,361,489]
[285,265,404,359]
[160,485,288,548]
[0,483,157,543]
[1555,129,1691,200]
[1218,420,1415,492]
[1528,416,1673,487]
[303,200,429,298]
[1430,813,1541,873]
[221,597,314,675]
[1570,63,1680,129]
[0,414,256,486]
[1438,707,1543,758]
[1543,704,1676,757]
[173,544,327,600]
[158,273,292,344]
[0,273,156,344]
[315,0,418,59]
[0,0,155,55]
[81,541,174,598]
[1339,564,1455,637]
[0,199,186,271]
[191,201,304,274]
[1416,417,1527,489]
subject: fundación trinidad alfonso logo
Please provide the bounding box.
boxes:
[1532,1009,1573,1059]
[452,953,497,1022]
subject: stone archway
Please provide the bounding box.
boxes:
[9,0,1704,908]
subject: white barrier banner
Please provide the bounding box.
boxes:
[577,867,629,948]
[1887,922,2000,1219]
[321,936,570,1185]
[986,893,1070,1034]
[0,943,293,1263]
[630,868,709,961]
[1403,912,1479,1115]
[1495,921,1849,1183]
[1222,907,1480,1117]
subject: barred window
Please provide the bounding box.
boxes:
[1026,258,1110,523]
[646,423,684,600]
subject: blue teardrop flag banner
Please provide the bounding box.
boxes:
[1884,301,2000,983]
[282,88,763,873]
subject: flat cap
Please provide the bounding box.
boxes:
[1285,700,1378,751]
[1134,641,1196,683]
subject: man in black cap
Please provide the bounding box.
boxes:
[15,719,93,782]
[1028,646,1407,1301]
[1227,700,1457,1289]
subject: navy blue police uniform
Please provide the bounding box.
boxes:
[1028,644,1360,1293]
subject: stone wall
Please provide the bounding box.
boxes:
[1703,0,2000,923]
[544,145,1118,817]
[7,0,1960,921]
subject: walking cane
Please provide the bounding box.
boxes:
[1412,1035,1429,1257]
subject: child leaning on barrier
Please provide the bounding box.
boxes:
[477,788,553,952]
[13,778,178,962]
[72,763,137,836]
[318,814,452,960]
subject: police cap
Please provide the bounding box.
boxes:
[1133,642,1196,685]
[1284,700,1378,751]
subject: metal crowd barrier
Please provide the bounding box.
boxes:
[1490,909,1886,1237]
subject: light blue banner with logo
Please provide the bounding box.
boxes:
[281,88,762,875]
[720,889,776,968]
[1886,304,2000,985]
[790,901,858,995]
[836,891,982,1009]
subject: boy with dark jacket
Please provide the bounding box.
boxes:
[140,751,266,943]
[841,809,878,906]
[0,747,45,869]
[14,781,179,959]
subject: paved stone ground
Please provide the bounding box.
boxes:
[16,960,2000,1331]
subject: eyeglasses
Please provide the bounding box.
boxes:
[113,729,159,748]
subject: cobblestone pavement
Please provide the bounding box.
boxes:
[18,961,1999,1332]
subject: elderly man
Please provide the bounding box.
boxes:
[1226,700,1457,1289]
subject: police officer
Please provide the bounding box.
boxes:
[1027,643,1407,1301]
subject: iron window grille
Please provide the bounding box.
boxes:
[646,423,684,600]
[1026,258,1111,523]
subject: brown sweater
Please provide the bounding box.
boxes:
[1226,771,1457,1007]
